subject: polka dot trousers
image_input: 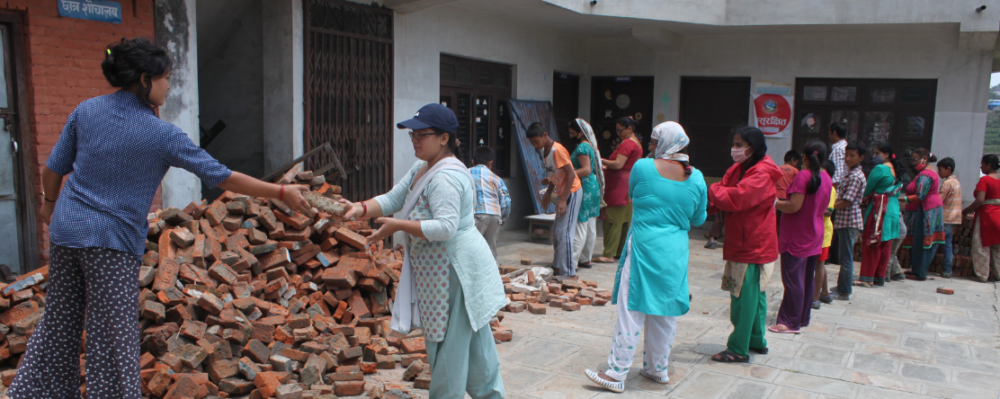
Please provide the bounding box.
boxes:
[8,245,142,399]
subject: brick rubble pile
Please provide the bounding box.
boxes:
[0,167,517,399]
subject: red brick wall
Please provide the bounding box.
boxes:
[2,1,156,262]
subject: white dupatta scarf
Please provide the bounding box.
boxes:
[390,157,474,334]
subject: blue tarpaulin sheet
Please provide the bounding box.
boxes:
[508,100,563,215]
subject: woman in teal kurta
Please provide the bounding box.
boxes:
[342,104,506,399]
[858,143,903,285]
[586,122,707,394]
[569,119,604,268]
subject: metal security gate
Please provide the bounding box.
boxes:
[304,0,393,201]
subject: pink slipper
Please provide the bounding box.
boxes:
[767,325,800,334]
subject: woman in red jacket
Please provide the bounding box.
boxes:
[708,127,783,363]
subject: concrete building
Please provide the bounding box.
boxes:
[193,0,996,228]
[6,0,1000,272]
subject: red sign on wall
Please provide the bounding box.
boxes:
[752,93,793,138]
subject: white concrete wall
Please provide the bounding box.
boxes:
[156,0,202,209]
[582,29,992,200]
[197,0,265,201]
[545,0,1000,33]
[392,5,588,227]
[262,0,305,175]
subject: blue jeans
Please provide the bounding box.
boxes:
[835,228,860,296]
[942,224,957,274]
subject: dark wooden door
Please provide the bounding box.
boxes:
[589,76,655,159]
[792,78,937,174]
[439,55,513,175]
[552,72,579,150]
[679,77,751,177]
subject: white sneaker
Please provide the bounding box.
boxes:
[585,369,625,393]
[640,369,669,384]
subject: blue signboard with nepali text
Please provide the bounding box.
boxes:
[57,0,122,24]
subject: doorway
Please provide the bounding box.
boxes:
[679,77,752,177]
[0,14,34,273]
[792,78,936,172]
[589,76,654,159]
[552,72,579,149]
[439,55,514,176]
[303,0,394,202]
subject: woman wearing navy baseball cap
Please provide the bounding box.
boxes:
[339,103,506,398]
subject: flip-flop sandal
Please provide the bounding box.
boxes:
[749,347,769,355]
[578,262,593,269]
[767,325,800,334]
[854,281,872,288]
[592,257,616,263]
[640,369,670,384]
[585,369,625,393]
[711,350,749,363]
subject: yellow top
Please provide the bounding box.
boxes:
[823,186,837,248]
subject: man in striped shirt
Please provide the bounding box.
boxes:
[470,147,511,259]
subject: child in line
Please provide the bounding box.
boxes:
[813,160,837,309]
[832,141,867,300]
[470,146,511,260]
[527,122,582,277]
[938,157,962,278]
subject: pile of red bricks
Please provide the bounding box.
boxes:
[0,168,452,398]
[492,265,610,343]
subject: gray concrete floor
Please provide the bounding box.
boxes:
[493,227,1000,399]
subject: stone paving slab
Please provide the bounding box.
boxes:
[491,228,1000,399]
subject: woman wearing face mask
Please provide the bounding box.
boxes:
[597,117,644,262]
[858,143,904,286]
[7,38,313,399]
[568,119,605,269]
[707,127,783,363]
[964,154,1000,282]
[900,148,945,281]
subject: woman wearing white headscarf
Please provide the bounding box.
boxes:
[586,122,707,393]
[567,118,605,268]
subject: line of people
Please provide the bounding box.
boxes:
[582,118,1000,394]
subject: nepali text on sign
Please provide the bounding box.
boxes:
[57,0,122,24]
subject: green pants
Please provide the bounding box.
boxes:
[602,204,632,258]
[727,264,767,357]
[425,265,505,399]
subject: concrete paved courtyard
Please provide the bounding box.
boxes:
[493,228,1000,399]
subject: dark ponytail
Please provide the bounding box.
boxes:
[102,38,172,109]
[983,154,999,171]
[802,140,828,195]
[874,142,903,184]
[616,117,637,132]
[913,148,936,163]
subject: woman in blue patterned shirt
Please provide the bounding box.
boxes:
[6,38,312,399]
